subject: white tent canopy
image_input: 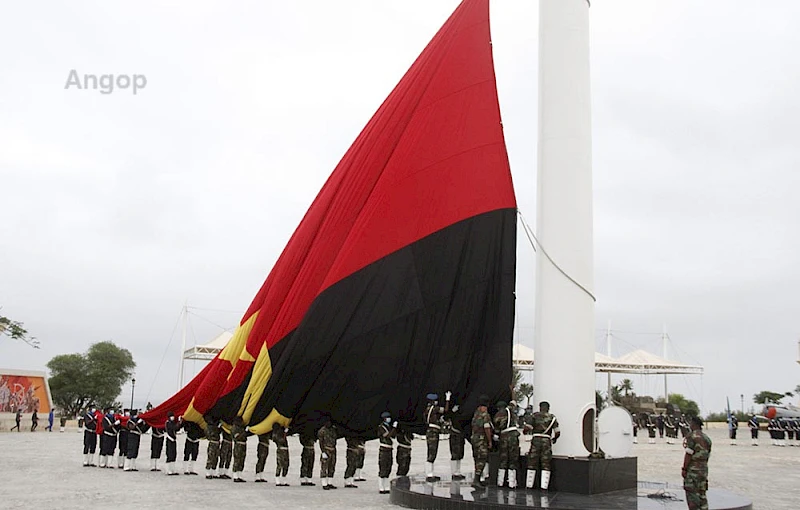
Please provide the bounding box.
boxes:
[513,344,703,375]
[183,331,233,361]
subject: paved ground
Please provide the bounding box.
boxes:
[0,426,796,509]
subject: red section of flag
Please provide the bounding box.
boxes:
[148,0,514,419]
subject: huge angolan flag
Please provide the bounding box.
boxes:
[143,0,516,436]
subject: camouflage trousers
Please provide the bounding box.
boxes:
[255,439,269,474]
[206,440,220,471]
[498,432,520,469]
[426,427,440,462]
[378,445,393,478]
[345,447,359,478]
[219,439,232,468]
[233,441,247,472]
[320,449,336,478]
[396,444,411,476]
[471,436,489,477]
[449,431,465,460]
[276,447,289,477]
[684,468,709,510]
[527,436,552,471]
[300,444,315,478]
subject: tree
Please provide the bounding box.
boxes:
[620,378,633,397]
[668,393,700,416]
[518,383,534,407]
[609,384,622,404]
[0,313,39,348]
[511,366,523,394]
[47,341,135,416]
[753,390,788,405]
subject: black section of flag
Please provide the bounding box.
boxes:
[250,208,516,436]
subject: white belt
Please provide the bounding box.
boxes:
[187,438,200,443]
[167,437,176,442]
[379,443,393,449]
[427,424,441,430]
[397,443,412,449]
[532,434,552,439]
[501,427,518,434]
[153,434,164,438]
[278,447,289,450]
[103,432,116,437]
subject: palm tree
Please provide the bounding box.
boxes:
[518,383,534,406]
[620,379,633,397]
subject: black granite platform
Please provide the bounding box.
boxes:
[390,475,753,510]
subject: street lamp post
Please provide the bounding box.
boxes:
[130,378,136,410]
[740,394,744,415]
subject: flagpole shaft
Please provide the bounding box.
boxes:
[534,0,594,458]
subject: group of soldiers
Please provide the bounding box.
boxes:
[81,406,198,473]
[77,392,563,495]
[632,411,693,445]
[418,392,560,491]
[745,415,800,446]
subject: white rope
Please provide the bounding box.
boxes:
[517,210,596,303]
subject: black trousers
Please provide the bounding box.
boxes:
[83,430,97,454]
[151,436,164,459]
[184,440,199,461]
[118,430,129,456]
[101,434,117,455]
[127,434,141,459]
[166,438,177,463]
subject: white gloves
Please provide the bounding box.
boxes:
[445,391,452,401]
[321,452,329,460]
[453,405,460,412]
[392,421,398,428]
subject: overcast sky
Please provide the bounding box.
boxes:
[2,0,799,414]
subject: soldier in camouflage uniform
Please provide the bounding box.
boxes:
[204,416,221,479]
[318,416,338,490]
[299,429,316,486]
[231,418,248,483]
[273,423,290,486]
[395,421,413,477]
[524,401,559,491]
[682,416,712,510]
[424,391,451,481]
[218,424,233,479]
[494,400,520,488]
[354,439,367,482]
[377,411,395,494]
[344,436,361,488]
[470,395,493,489]
[254,433,269,483]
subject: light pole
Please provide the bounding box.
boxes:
[740,394,744,415]
[130,378,136,410]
